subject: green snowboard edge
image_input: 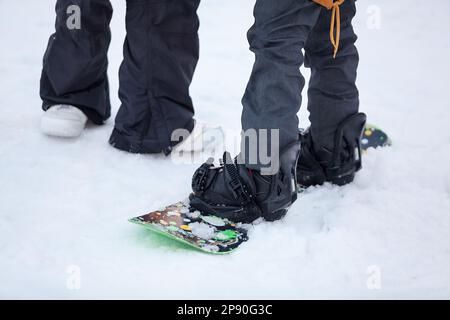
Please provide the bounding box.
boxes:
[129,218,238,255]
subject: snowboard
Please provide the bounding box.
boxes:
[130,124,390,254]
[361,123,392,151]
[129,200,249,254]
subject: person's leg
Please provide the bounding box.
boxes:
[305,0,360,157]
[109,0,200,154]
[297,0,366,186]
[40,0,113,124]
[189,0,325,223]
[240,0,322,170]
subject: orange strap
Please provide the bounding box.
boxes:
[312,0,345,58]
[330,0,345,58]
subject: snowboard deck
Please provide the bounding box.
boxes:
[361,123,392,151]
[129,201,249,254]
[130,124,390,254]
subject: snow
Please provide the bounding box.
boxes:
[189,222,215,240]
[1,0,450,299]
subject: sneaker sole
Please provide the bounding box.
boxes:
[40,116,85,138]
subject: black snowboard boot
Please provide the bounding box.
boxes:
[297,113,367,187]
[189,141,301,223]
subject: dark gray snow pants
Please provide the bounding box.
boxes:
[241,0,360,168]
[40,0,200,154]
[40,0,359,161]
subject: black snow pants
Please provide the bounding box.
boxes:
[40,0,200,154]
[241,0,359,169]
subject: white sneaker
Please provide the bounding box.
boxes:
[172,120,224,155]
[40,105,88,138]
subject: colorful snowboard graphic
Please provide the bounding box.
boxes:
[361,123,392,151]
[129,201,249,254]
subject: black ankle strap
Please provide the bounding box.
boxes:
[223,152,253,205]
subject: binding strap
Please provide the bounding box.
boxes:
[223,152,253,204]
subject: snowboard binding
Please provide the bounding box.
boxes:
[297,112,367,187]
[190,152,263,224]
[189,141,301,223]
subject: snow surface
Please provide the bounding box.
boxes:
[1,0,450,299]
